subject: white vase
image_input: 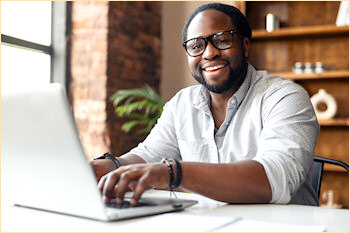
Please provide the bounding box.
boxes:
[310,89,337,120]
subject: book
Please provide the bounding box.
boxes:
[336,1,349,26]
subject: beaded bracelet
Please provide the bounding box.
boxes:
[161,158,174,188]
[169,159,182,189]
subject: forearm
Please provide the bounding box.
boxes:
[180,160,272,203]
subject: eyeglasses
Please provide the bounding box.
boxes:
[182,30,242,57]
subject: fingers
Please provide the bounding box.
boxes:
[130,175,152,205]
[116,169,146,204]
[98,163,169,205]
[128,164,169,205]
[98,178,110,203]
[128,181,138,191]
[98,166,140,203]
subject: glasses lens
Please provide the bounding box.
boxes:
[212,32,234,49]
[185,38,205,56]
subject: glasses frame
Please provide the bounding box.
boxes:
[182,30,243,57]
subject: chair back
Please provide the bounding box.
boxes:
[312,160,324,198]
[312,157,349,199]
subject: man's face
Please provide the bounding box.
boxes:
[186,9,250,94]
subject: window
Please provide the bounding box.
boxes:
[1,1,68,92]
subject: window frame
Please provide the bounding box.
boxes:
[1,1,69,88]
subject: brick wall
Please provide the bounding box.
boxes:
[70,1,162,159]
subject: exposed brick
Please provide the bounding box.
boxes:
[69,1,161,159]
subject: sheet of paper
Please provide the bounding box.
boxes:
[115,213,239,232]
[215,218,327,232]
[115,213,327,232]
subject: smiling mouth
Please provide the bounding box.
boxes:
[203,64,228,72]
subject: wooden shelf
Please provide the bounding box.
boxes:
[246,1,349,209]
[272,70,349,81]
[252,25,349,40]
[318,118,349,127]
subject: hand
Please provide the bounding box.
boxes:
[90,159,118,181]
[98,163,170,205]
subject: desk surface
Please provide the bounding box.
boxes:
[2,190,349,232]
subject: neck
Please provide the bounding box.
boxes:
[210,62,248,109]
[209,63,248,129]
[209,91,232,129]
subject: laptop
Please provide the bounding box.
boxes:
[1,83,197,221]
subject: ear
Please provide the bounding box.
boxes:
[242,37,250,58]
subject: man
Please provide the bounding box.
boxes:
[92,3,319,206]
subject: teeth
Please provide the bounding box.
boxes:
[205,64,225,71]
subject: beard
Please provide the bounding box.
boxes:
[191,52,247,94]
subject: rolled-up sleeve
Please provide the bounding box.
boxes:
[126,95,182,163]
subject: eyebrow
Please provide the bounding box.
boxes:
[186,30,231,41]
[187,26,239,40]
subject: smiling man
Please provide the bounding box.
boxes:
[92,3,320,206]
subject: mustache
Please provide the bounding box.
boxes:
[192,58,247,94]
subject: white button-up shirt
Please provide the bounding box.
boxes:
[127,63,320,205]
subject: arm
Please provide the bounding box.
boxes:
[253,82,319,204]
[180,160,271,203]
[98,159,271,205]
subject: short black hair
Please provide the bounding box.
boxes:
[182,3,252,42]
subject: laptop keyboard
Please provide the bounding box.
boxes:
[106,200,154,209]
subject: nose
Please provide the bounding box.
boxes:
[201,41,220,60]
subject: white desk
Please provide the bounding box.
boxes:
[2,190,349,232]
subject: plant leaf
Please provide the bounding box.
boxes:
[110,84,165,134]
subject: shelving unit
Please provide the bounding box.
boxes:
[237,1,349,208]
[272,70,349,127]
[252,25,349,40]
[318,118,349,127]
[272,70,349,80]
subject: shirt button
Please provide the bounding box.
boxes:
[231,100,235,104]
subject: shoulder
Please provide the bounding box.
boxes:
[173,85,202,98]
[167,84,203,105]
[251,68,308,99]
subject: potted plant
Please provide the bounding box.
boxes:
[110,84,166,134]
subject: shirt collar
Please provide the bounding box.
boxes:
[227,62,253,109]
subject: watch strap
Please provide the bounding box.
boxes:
[93,152,121,168]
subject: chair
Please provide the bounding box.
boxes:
[312,156,349,198]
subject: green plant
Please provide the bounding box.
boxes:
[110,84,166,134]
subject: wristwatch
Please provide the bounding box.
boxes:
[93,152,121,168]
